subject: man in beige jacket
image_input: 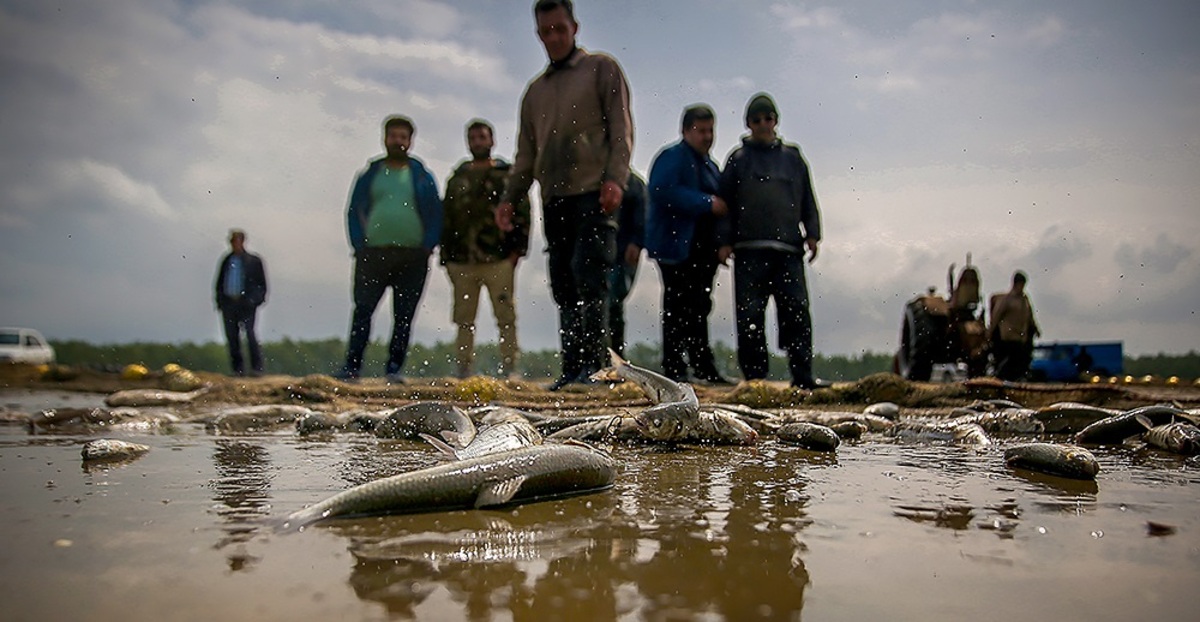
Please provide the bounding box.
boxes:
[989,270,1040,381]
[496,0,634,390]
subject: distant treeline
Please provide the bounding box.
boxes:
[51,338,891,381]
[49,339,1200,381]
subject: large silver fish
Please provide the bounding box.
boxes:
[421,420,543,461]
[1142,422,1200,456]
[593,349,699,442]
[1005,443,1100,480]
[104,387,208,407]
[280,442,616,529]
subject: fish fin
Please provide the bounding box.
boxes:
[608,348,628,368]
[476,476,526,508]
[419,433,461,459]
[1135,414,1154,430]
[440,430,465,446]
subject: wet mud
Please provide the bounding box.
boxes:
[2,368,1199,621]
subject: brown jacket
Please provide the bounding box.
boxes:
[502,47,633,204]
[989,291,1040,343]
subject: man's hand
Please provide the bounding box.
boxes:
[718,245,733,265]
[710,195,729,217]
[494,202,515,232]
[599,180,624,214]
[624,244,641,267]
[805,238,820,264]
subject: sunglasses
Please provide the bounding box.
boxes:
[749,114,776,124]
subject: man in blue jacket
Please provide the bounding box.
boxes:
[646,104,732,384]
[338,115,443,383]
[718,93,822,389]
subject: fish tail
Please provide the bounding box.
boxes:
[420,433,462,459]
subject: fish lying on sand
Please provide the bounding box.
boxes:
[81,439,151,461]
[593,349,699,443]
[1004,442,1100,480]
[373,402,477,447]
[280,441,616,529]
[104,387,208,408]
[775,421,840,451]
[863,402,900,420]
[775,410,894,433]
[422,420,543,460]
[829,421,868,440]
[682,409,759,445]
[1142,422,1200,456]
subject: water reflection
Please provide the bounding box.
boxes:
[323,445,812,620]
[209,439,273,568]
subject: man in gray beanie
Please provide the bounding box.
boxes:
[717,92,823,389]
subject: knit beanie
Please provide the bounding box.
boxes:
[745,93,778,122]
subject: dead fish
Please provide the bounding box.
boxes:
[1005,442,1099,480]
[104,387,208,407]
[295,412,354,435]
[1033,402,1121,434]
[829,421,868,440]
[467,405,547,426]
[775,421,840,451]
[863,402,900,420]
[547,416,643,442]
[594,349,699,442]
[81,439,151,461]
[373,402,477,447]
[1073,412,1154,445]
[682,409,759,445]
[535,414,627,435]
[205,405,317,433]
[1125,404,1197,427]
[949,408,1045,435]
[890,421,991,446]
[1142,422,1200,456]
[280,442,616,529]
[422,420,543,460]
[776,410,894,433]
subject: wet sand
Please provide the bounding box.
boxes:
[2,369,1198,621]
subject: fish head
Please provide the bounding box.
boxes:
[1064,447,1101,477]
[633,408,685,441]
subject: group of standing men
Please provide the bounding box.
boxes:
[215,0,824,391]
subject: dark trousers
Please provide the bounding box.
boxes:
[658,256,720,379]
[544,192,617,376]
[993,339,1032,381]
[733,248,814,384]
[343,246,429,376]
[607,258,638,357]
[221,300,262,375]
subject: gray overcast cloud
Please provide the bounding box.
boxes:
[1,0,1197,359]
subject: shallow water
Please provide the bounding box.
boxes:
[2,390,1198,621]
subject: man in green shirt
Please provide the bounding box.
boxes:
[338,115,444,383]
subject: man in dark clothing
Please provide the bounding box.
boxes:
[214,229,267,376]
[989,270,1040,381]
[338,115,443,383]
[718,93,822,389]
[646,104,732,384]
[496,0,634,391]
[607,171,646,358]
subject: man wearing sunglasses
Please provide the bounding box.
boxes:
[717,93,823,390]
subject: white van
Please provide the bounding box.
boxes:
[0,327,56,364]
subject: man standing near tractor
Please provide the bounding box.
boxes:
[989,270,1040,381]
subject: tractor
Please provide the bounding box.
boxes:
[893,256,989,381]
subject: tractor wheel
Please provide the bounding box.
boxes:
[898,301,935,381]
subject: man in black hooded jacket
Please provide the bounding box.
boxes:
[717,92,822,389]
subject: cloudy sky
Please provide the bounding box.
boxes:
[2,0,1197,363]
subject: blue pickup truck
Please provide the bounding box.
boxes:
[1029,341,1123,382]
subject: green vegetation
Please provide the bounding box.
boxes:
[49,339,1200,382]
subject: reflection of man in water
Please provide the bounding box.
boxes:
[214,229,267,376]
[989,270,1040,381]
